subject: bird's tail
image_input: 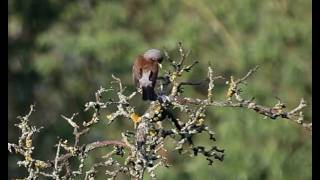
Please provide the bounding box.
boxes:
[142,86,157,101]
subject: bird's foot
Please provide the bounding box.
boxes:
[137,87,142,94]
[157,95,171,103]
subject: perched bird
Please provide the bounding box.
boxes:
[132,49,163,101]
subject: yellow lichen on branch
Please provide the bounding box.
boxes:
[130,113,142,124]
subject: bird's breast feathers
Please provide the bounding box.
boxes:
[133,55,159,86]
[139,71,153,88]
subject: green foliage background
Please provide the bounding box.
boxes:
[8,0,311,179]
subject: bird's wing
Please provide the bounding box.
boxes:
[149,62,159,87]
[132,56,143,86]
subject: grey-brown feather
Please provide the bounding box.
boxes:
[143,49,164,62]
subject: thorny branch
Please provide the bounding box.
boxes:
[8,43,311,180]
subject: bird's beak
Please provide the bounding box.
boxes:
[158,63,162,69]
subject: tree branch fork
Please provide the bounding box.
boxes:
[8,43,311,180]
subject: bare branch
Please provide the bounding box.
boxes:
[8,43,310,180]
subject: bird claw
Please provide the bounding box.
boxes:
[137,88,142,94]
[157,95,170,103]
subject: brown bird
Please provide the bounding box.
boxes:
[132,49,163,101]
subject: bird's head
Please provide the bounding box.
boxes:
[143,49,164,64]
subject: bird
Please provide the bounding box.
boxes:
[132,49,163,101]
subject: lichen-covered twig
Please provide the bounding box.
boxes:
[8,43,311,180]
[171,64,310,132]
